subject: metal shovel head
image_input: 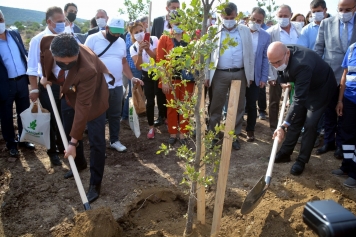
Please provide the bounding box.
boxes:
[240,175,269,215]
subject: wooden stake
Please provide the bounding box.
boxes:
[210,80,241,237]
[197,82,206,224]
[148,1,152,32]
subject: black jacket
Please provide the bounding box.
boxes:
[151,16,165,39]
[279,45,337,124]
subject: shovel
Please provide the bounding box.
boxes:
[240,87,290,215]
[46,84,91,211]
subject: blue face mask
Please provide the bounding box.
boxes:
[173,25,183,34]
[52,21,65,33]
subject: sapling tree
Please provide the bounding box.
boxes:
[257,0,278,21]
[118,0,150,22]
[144,0,242,235]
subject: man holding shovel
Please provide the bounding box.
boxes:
[40,33,113,203]
[268,42,336,175]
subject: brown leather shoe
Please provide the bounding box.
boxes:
[247,131,254,142]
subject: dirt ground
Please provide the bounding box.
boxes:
[1,99,356,237]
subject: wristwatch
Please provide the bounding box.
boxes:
[279,125,287,132]
[68,141,79,147]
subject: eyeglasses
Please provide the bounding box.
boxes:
[337,5,356,12]
[129,20,141,26]
[269,52,286,66]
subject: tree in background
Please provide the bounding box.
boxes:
[118,0,150,22]
[13,21,25,31]
[257,0,278,21]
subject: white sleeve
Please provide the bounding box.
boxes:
[151,36,158,50]
[84,35,94,50]
[26,37,40,76]
[130,44,138,57]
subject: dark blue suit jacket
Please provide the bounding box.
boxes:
[0,29,29,101]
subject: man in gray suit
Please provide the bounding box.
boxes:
[314,0,356,159]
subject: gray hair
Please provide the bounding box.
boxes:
[0,9,4,19]
[278,4,292,14]
[96,9,107,16]
[50,33,79,57]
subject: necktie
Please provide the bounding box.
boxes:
[341,22,348,52]
[57,69,65,85]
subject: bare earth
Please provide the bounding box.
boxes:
[1,104,356,237]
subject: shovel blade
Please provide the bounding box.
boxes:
[240,176,268,215]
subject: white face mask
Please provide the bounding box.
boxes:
[134,31,145,42]
[312,12,324,22]
[308,17,313,23]
[248,22,261,31]
[211,19,216,25]
[273,54,288,71]
[339,12,354,23]
[0,22,5,34]
[291,21,304,28]
[64,26,72,34]
[277,17,290,27]
[96,18,107,28]
[223,19,236,29]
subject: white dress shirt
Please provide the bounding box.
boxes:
[26,27,54,77]
[279,24,299,44]
[251,30,259,56]
[217,27,244,69]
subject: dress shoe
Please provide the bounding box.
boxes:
[290,161,305,176]
[247,131,254,142]
[86,184,101,203]
[48,153,62,166]
[316,143,336,155]
[9,148,19,157]
[18,142,35,150]
[232,140,241,150]
[334,147,344,160]
[273,151,291,163]
[154,117,165,127]
[64,164,87,179]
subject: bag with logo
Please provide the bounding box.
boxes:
[129,97,140,138]
[132,82,146,115]
[19,100,51,149]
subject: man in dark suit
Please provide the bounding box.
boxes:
[64,2,81,33]
[0,9,35,157]
[150,0,180,126]
[269,42,337,175]
[40,34,112,203]
[87,9,108,36]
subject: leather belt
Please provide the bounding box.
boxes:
[9,75,25,81]
[216,67,244,72]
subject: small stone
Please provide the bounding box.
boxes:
[243,183,249,187]
[288,218,293,223]
[49,226,56,232]
[115,165,121,168]
[331,190,336,193]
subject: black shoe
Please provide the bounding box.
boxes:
[168,136,177,145]
[232,140,241,150]
[290,161,305,176]
[9,148,19,157]
[316,143,336,155]
[274,151,291,163]
[86,184,101,203]
[18,142,35,150]
[64,164,87,179]
[334,147,344,160]
[154,117,165,127]
[48,153,62,166]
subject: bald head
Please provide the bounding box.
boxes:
[267,42,290,69]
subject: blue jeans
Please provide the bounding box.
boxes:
[122,68,142,120]
[108,86,123,143]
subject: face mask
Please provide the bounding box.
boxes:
[223,19,236,29]
[273,54,288,71]
[52,21,65,34]
[277,17,290,27]
[312,12,324,22]
[211,20,216,25]
[134,32,145,42]
[64,26,72,34]
[56,60,77,71]
[96,18,107,28]
[106,30,119,43]
[339,12,354,23]
[67,12,77,22]
[308,17,313,23]
[0,22,5,34]
[248,22,261,31]
[173,25,183,34]
[292,21,304,27]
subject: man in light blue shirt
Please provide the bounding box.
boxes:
[297,0,328,49]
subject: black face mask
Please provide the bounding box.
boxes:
[106,30,120,43]
[56,60,77,71]
[67,12,77,22]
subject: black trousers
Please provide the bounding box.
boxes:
[245,82,260,131]
[0,76,29,149]
[155,82,167,119]
[38,83,63,153]
[61,98,106,185]
[280,104,328,164]
[323,86,342,147]
[258,86,267,113]
[142,70,155,126]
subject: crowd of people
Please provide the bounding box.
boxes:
[0,0,355,203]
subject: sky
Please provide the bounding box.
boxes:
[0,0,339,21]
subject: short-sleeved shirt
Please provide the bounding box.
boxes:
[130,36,158,72]
[85,31,126,89]
[341,44,356,104]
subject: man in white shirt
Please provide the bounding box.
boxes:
[27,6,66,166]
[85,16,143,153]
[205,2,254,150]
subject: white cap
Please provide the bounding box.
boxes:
[107,16,125,34]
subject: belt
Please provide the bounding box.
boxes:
[9,75,25,81]
[216,68,244,72]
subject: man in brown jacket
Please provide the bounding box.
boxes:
[40,33,113,203]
